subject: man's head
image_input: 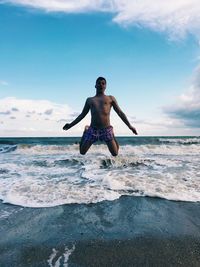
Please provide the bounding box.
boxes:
[95,77,107,94]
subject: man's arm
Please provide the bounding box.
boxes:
[63,98,90,131]
[111,96,138,135]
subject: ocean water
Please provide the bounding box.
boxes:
[0,136,200,207]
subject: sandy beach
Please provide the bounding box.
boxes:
[1,196,200,266]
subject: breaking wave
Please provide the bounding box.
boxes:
[0,137,199,207]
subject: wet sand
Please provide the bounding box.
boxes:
[0,196,200,266]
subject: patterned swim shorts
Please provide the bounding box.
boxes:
[82,126,114,143]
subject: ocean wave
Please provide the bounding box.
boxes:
[100,157,151,168]
[0,150,199,207]
[132,144,200,156]
[17,144,79,154]
[0,145,17,154]
[159,137,200,145]
[0,138,199,207]
[3,142,199,157]
[0,168,9,174]
[27,153,154,169]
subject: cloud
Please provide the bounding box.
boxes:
[27,111,36,114]
[0,97,81,136]
[44,109,53,115]
[112,0,200,39]
[0,97,137,136]
[0,111,11,115]
[57,119,68,123]
[1,0,115,13]
[0,96,198,136]
[2,0,200,39]
[164,66,200,128]
[11,107,19,111]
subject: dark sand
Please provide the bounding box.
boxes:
[0,196,200,266]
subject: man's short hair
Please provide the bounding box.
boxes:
[96,77,106,83]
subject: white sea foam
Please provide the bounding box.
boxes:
[0,144,17,153]
[17,144,80,155]
[63,245,75,267]
[12,143,200,156]
[0,210,12,219]
[47,245,75,267]
[0,207,24,219]
[159,137,200,144]
[47,248,59,267]
[0,143,199,207]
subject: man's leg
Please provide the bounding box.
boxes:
[79,126,93,155]
[106,137,119,156]
[80,140,93,155]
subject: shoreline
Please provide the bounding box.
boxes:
[0,196,200,266]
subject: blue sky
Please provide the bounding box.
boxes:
[0,1,200,136]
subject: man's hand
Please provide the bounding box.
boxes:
[129,126,138,135]
[63,123,71,131]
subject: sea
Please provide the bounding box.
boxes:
[0,136,200,208]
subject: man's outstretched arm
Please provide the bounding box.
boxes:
[63,98,90,131]
[111,96,138,135]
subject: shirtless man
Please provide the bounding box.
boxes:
[63,77,137,156]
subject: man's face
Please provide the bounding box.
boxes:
[95,79,106,93]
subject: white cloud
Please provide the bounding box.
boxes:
[112,0,200,39]
[0,97,84,137]
[0,97,127,136]
[1,0,115,12]
[129,116,193,136]
[164,66,200,129]
[2,0,200,39]
[44,109,53,115]
[0,96,198,136]
[0,111,11,115]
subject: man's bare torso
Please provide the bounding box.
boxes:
[88,95,113,129]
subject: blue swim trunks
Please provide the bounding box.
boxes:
[82,126,114,143]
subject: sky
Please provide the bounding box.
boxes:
[0,0,200,137]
